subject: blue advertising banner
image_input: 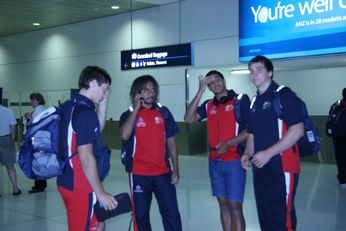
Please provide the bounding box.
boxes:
[239,0,346,61]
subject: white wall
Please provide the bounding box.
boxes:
[0,0,345,121]
[276,67,346,115]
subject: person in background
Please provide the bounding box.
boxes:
[57,66,117,231]
[119,75,182,231]
[184,70,250,231]
[0,102,21,196]
[241,55,304,231]
[25,93,47,193]
[328,88,346,188]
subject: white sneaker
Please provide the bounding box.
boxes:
[340,183,346,189]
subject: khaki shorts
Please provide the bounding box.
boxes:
[0,136,17,165]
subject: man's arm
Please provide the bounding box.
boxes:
[78,144,117,210]
[241,133,255,170]
[216,129,248,154]
[184,91,202,123]
[251,122,304,168]
[167,136,179,185]
[217,94,251,154]
[119,94,142,141]
[10,124,16,142]
[97,91,108,131]
[184,75,213,123]
[119,108,139,141]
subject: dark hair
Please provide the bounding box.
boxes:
[130,75,159,101]
[343,88,346,99]
[248,55,274,79]
[30,93,45,105]
[205,70,224,80]
[79,66,112,90]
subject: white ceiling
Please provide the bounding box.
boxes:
[0,0,178,38]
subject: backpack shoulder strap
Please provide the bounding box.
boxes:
[157,102,169,121]
[59,98,91,162]
[273,85,286,118]
[250,95,257,110]
[234,93,243,123]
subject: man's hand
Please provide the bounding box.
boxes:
[24,112,31,120]
[133,92,143,110]
[98,192,118,211]
[251,150,272,168]
[241,154,251,170]
[99,90,109,106]
[198,75,213,93]
[171,171,179,185]
[216,141,229,154]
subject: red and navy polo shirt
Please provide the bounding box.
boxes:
[248,81,304,173]
[57,94,101,192]
[119,103,179,176]
[197,91,250,161]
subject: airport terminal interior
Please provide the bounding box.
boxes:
[0,150,345,231]
[1,1,346,231]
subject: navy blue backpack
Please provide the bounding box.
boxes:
[18,105,69,180]
[18,100,111,180]
[273,86,321,157]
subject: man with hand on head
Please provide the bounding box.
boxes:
[185,70,250,231]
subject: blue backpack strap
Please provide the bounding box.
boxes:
[234,94,243,124]
[250,95,257,110]
[157,102,169,121]
[156,102,173,166]
[60,98,91,162]
[272,85,286,119]
[121,106,136,173]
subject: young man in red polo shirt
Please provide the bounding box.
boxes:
[185,70,250,231]
[120,75,182,231]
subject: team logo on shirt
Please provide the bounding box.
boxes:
[262,101,272,110]
[225,104,233,111]
[210,106,217,115]
[90,223,98,231]
[136,117,146,127]
[134,185,144,193]
[154,116,162,124]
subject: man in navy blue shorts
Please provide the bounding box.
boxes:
[241,56,304,231]
[185,70,250,231]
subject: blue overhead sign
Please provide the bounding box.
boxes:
[239,0,346,62]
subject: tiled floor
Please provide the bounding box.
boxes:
[0,150,345,231]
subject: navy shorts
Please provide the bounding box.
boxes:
[209,159,246,202]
